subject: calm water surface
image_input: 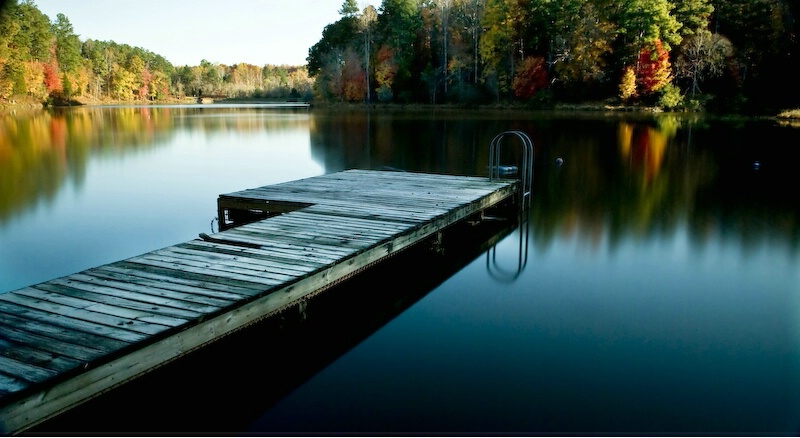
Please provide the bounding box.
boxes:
[2,105,800,435]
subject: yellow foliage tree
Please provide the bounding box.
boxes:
[619,66,637,101]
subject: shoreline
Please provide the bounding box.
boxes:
[2,96,798,121]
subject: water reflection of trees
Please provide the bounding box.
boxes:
[309,111,800,253]
[0,106,311,224]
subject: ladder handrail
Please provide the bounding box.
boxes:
[488,130,534,213]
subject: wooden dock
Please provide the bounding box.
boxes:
[0,169,518,434]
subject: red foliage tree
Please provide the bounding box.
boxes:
[43,46,62,94]
[636,39,672,95]
[343,49,366,101]
[138,67,153,100]
[512,57,548,99]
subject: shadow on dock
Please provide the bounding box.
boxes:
[31,207,520,434]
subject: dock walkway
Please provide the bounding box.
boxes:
[0,169,517,434]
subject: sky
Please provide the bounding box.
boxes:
[32,0,382,67]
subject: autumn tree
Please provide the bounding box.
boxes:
[374,45,397,101]
[343,48,367,101]
[512,56,548,99]
[0,0,54,97]
[619,65,637,101]
[23,60,45,99]
[636,39,672,95]
[42,45,62,95]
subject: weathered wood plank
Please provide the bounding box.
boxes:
[94,264,260,298]
[131,253,297,284]
[0,301,143,344]
[32,280,205,319]
[0,337,82,375]
[172,242,321,274]
[178,240,331,270]
[0,372,28,397]
[277,211,408,233]
[0,313,125,357]
[69,272,236,309]
[111,261,271,292]
[0,321,108,363]
[212,230,357,258]
[231,224,381,249]
[195,237,346,264]
[146,248,308,280]
[238,218,394,241]
[41,278,216,318]
[83,267,246,305]
[11,287,189,328]
[0,292,171,336]
[0,352,60,384]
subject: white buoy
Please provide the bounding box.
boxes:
[555,157,564,166]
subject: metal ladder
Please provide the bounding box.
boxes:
[488,130,534,213]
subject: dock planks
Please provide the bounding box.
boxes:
[0,169,517,434]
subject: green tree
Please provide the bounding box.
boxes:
[605,0,682,61]
[0,0,22,98]
[307,16,358,77]
[672,0,714,37]
[360,5,378,101]
[199,59,222,94]
[377,0,422,95]
[339,0,360,18]
[81,39,111,98]
[12,0,54,62]
[551,2,617,91]
[480,0,529,99]
[52,13,81,73]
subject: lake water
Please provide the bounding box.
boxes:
[2,105,800,435]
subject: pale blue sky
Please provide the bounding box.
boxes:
[33,0,381,67]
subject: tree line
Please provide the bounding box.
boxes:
[0,0,313,104]
[308,0,799,112]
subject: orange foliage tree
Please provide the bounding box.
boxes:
[374,45,397,101]
[636,39,672,95]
